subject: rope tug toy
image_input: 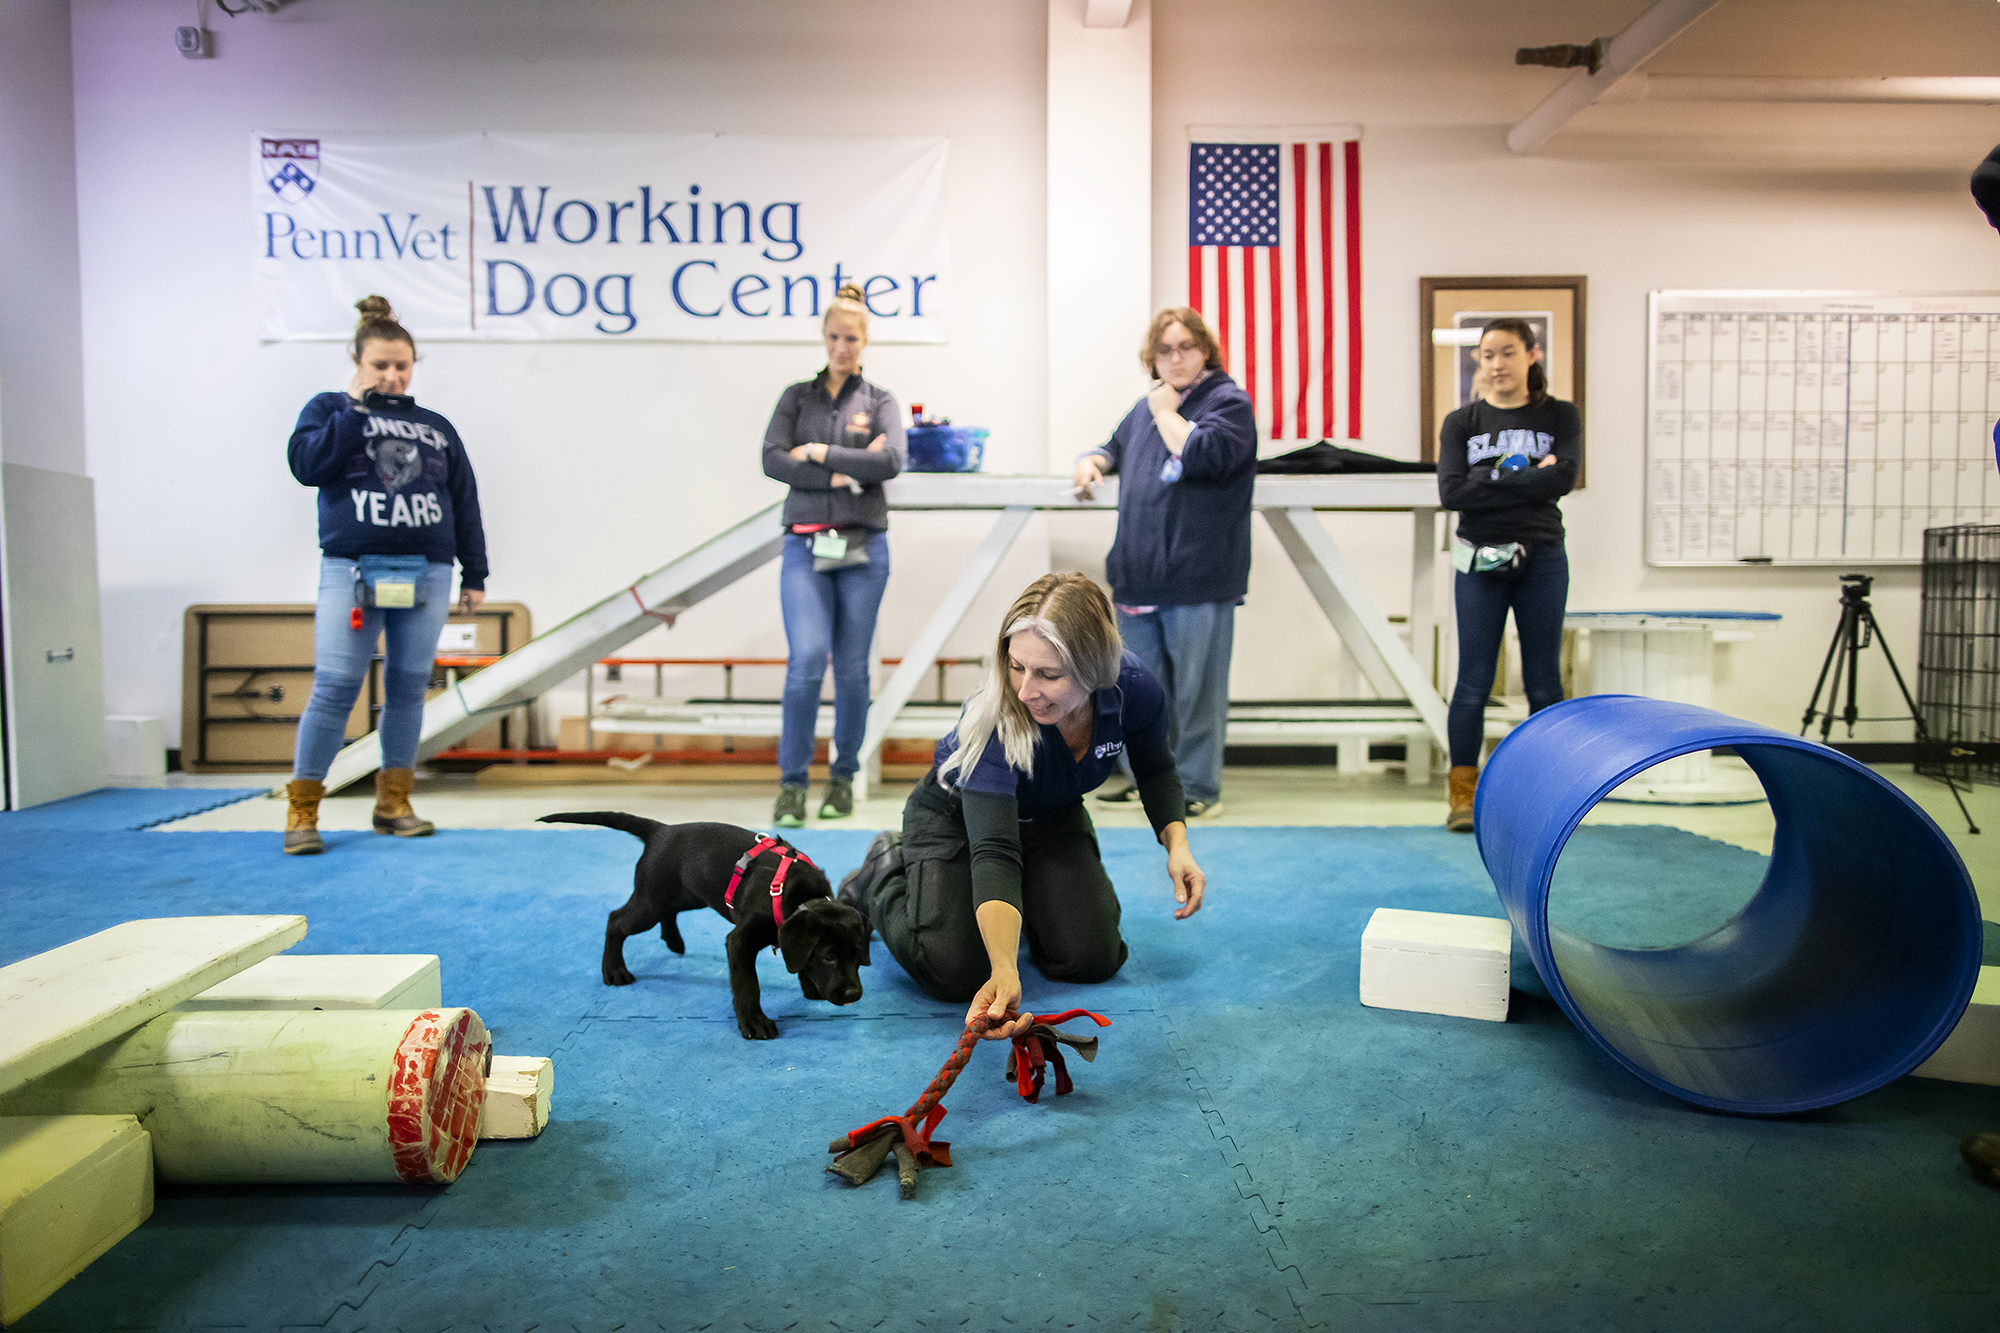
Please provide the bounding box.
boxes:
[825,1009,1112,1199]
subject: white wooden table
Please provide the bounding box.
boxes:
[324,473,1447,796]
[849,472,1446,796]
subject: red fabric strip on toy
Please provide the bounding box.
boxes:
[827,1009,1114,1198]
[1007,1009,1112,1103]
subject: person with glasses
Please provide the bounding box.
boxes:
[1071,308,1257,819]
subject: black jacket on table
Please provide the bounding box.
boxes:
[761,369,907,531]
[287,391,489,590]
[1435,396,1582,548]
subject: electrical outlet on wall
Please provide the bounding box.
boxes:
[174,26,210,58]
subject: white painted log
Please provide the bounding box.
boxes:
[1360,908,1513,1023]
[1912,965,2000,1085]
[178,954,441,1012]
[0,1009,488,1184]
[479,1056,553,1139]
[0,1115,154,1326]
[0,916,309,1097]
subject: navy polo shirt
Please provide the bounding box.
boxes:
[934,653,1168,818]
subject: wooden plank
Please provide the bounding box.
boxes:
[0,1115,153,1325]
[881,471,1440,512]
[0,916,308,1097]
[177,954,440,1012]
[479,1055,553,1139]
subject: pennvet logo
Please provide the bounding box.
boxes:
[262,138,320,204]
[1093,740,1124,760]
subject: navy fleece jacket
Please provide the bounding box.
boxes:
[1086,370,1258,607]
[288,391,490,590]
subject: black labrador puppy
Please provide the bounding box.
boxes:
[538,812,870,1040]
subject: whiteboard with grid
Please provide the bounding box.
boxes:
[1647,291,2000,566]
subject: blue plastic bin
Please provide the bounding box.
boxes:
[906,425,986,473]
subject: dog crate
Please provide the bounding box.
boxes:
[1917,524,2000,786]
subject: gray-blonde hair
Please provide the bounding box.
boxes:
[938,573,1123,790]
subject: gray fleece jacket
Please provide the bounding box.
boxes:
[760,370,907,531]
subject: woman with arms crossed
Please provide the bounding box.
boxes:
[760,283,906,828]
[1435,318,1581,833]
[848,573,1206,1040]
[283,296,489,854]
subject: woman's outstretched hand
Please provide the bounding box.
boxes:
[1162,823,1206,920]
[966,968,1033,1042]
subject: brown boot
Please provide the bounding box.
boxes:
[373,768,435,837]
[1446,765,1478,834]
[284,779,325,855]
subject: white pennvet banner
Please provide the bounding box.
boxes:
[252,132,950,344]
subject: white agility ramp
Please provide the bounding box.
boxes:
[318,474,1448,798]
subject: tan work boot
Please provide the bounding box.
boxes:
[1445,765,1478,834]
[373,768,435,837]
[284,779,325,855]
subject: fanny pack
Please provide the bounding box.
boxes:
[352,554,431,609]
[807,526,874,574]
[1452,536,1525,575]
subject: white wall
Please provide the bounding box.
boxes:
[70,0,2000,750]
[1151,0,2000,736]
[2,0,106,806]
[72,0,1051,746]
[0,0,88,476]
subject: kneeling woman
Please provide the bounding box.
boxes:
[864,572,1206,1040]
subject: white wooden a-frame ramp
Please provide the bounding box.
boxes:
[318,473,1447,798]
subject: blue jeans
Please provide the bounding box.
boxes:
[292,556,456,781]
[1449,541,1569,768]
[779,531,891,787]
[1116,601,1234,804]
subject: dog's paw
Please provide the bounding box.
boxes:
[738,1013,780,1040]
[603,966,637,987]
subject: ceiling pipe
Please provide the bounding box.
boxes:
[1601,74,2000,104]
[1507,0,1723,155]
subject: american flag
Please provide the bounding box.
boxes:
[1187,129,1362,443]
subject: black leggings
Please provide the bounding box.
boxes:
[872,801,1128,1003]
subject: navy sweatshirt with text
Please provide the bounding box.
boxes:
[1089,370,1259,607]
[288,391,489,590]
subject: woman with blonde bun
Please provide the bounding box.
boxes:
[281,296,489,855]
[760,282,907,828]
[841,573,1206,1042]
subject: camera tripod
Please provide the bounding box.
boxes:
[1801,572,1977,834]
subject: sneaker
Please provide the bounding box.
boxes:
[818,777,854,820]
[773,784,807,828]
[1185,799,1225,819]
[1094,781,1139,804]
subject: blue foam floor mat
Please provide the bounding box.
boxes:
[3,820,1997,1331]
[0,785,263,832]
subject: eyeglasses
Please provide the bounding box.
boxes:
[1155,340,1203,360]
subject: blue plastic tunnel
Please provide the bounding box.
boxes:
[1477,695,1982,1114]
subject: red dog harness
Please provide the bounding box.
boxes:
[723,835,817,932]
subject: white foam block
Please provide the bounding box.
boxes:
[479,1056,553,1139]
[1911,965,2000,1085]
[1359,907,1513,1023]
[0,1115,154,1326]
[177,954,441,1012]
